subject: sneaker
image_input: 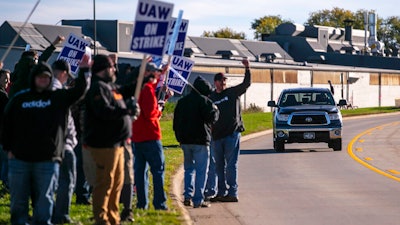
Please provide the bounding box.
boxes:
[76,198,92,205]
[209,195,225,202]
[220,195,239,202]
[183,198,192,206]
[193,201,211,208]
[120,209,134,222]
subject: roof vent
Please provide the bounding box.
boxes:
[215,50,239,59]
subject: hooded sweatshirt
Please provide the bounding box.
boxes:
[173,76,219,145]
[2,61,89,162]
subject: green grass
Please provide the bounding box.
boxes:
[341,106,400,117]
[0,106,399,224]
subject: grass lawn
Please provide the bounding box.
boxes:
[0,105,399,224]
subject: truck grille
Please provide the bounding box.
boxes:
[290,114,328,125]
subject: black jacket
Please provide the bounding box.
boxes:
[173,76,219,145]
[1,62,89,162]
[210,68,251,140]
[83,75,135,148]
[9,44,56,98]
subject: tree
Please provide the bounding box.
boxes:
[380,16,400,54]
[251,15,292,40]
[201,27,246,39]
[306,7,355,28]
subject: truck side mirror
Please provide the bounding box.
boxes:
[338,99,347,106]
[268,100,277,107]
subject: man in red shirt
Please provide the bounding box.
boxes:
[131,62,168,210]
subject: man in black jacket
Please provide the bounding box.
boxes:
[173,76,219,208]
[9,36,64,98]
[83,54,138,225]
[2,56,90,225]
[208,59,251,203]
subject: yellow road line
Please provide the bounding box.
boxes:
[347,123,400,182]
[387,169,400,175]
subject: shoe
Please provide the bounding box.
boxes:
[183,198,192,206]
[193,201,211,208]
[53,217,76,224]
[76,198,92,205]
[120,209,134,222]
[220,195,239,202]
[209,195,224,202]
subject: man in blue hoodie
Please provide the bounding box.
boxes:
[1,56,90,225]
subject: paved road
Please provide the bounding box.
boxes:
[174,113,400,225]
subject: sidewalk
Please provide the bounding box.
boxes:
[171,130,272,225]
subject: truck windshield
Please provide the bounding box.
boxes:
[279,92,335,107]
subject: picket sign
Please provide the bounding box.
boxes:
[167,55,194,94]
[57,33,90,74]
[131,0,174,100]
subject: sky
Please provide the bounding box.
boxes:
[1,0,399,40]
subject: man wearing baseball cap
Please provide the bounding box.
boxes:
[206,59,251,203]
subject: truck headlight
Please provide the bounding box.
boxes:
[329,113,341,120]
[277,114,289,121]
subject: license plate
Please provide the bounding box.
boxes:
[303,132,315,139]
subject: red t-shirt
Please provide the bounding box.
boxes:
[131,81,162,142]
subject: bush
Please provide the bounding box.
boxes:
[243,103,263,113]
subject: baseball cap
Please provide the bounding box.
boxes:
[52,59,74,78]
[146,62,162,72]
[214,72,227,81]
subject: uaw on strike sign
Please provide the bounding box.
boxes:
[168,56,194,94]
[57,33,90,74]
[131,0,174,57]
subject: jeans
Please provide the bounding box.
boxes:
[132,140,167,210]
[204,144,217,198]
[88,146,124,225]
[53,150,76,223]
[74,143,91,203]
[8,158,59,225]
[181,144,210,206]
[213,131,241,197]
[0,145,8,188]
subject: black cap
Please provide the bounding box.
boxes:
[146,62,162,72]
[214,72,227,81]
[52,59,74,78]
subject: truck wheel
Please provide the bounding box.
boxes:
[330,139,342,151]
[274,140,285,152]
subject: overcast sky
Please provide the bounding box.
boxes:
[1,0,398,40]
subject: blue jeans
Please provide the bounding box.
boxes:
[74,142,91,203]
[213,131,241,197]
[132,140,167,210]
[53,150,76,223]
[8,158,59,225]
[181,144,210,206]
[204,144,217,198]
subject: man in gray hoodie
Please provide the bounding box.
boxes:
[51,59,78,224]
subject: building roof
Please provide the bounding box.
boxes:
[33,23,84,47]
[240,40,293,61]
[188,36,247,58]
[5,21,50,50]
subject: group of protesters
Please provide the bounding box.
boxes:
[0,33,252,224]
[0,35,173,225]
